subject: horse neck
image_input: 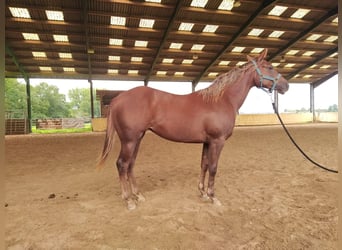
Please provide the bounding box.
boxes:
[223,68,255,112]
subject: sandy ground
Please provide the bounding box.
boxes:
[5,124,338,250]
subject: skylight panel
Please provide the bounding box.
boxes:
[145,0,162,2]
[109,38,123,46]
[182,59,193,64]
[191,44,205,51]
[303,51,315,56]
[169,43,183,49]
[203,25,218,33]
[128,70,139,74]
[9,7,31,18]
[309,64,317,69]
[232,46,245,53]
[108,56,120,61]
[110,16,126,26]
[218,0,234,11]
[39,66,52,71]
[306,34,322,41]
[291,8,310,19]
[236,61,246,66]
[248,28,264,37]
[303,74,312,79]
[190,0,208,8]
[45,10,64,21]
[284,63,295,68]
[53,34,68,42]
[332,17,338,23]
[286,50,299,56]
[208,72,218,77]
[329,52,338,57]
[268,6,287,16]
[157,71,167,75]
[135,40,148,47]
[324,36,338,42]
[178,22,194,31]
[251,48,264,54]
[175,72,184,76]
[131,57,143,62]
[22,33,39,40]
[268,30,284,38]
[320,65,330,69]
[59,53,72,59]
[219,61,230,66]
[139,18,155,28]
[162,58,174,63]
[108,69,119,74]
[32,52,47,58]
[272,62,280,67]
[63,67,75,72]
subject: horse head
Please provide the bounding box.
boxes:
[247,49,289,94]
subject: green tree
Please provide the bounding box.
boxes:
[68,88,100,118]
[31,82,70,119]
[4,78,27,117]
[328,104,338,112]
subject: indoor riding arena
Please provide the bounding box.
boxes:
[4,0,340,249]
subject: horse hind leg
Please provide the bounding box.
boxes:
[117,140,140,210]
[199,143,210,200]
[127,135,146,203]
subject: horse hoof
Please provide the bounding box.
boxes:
[135,193,146,202]
[211,197,222,206]
[127,199,137,210]
[200,193,211,201]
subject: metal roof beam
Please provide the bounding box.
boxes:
[269,6,337,61]
[286,47,337,80]
[312,71,338,89]
[192,0,278,87]
[144,0,183,84]
[5,43,29,82]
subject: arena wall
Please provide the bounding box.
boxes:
[91,112,338,131]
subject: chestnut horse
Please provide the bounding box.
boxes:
[97,49,289,210]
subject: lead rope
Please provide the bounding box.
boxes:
[270,94,338,174]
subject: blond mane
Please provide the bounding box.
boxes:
[198,62,254,103]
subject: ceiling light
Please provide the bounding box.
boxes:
[232,46,245,53]
[191,44,205,51]
[9,7,31,18]
[190,0,208,8]
[135,40,148,47]
[291,8,310,19]
[110,16,126,26]
[203,25,218,33]
[22,33,39,40]
[178,22,194,31]
[219,61,230,66]
[248,29,264,37]
[45,10,64,21]
[268,30,284,38]
[169,43,183,49]
[218,0,234,11]
[306,34,322,41]
[108,56,120,61]
[139,18,155,28]
[109,38,123,46]
[268,6,288,16]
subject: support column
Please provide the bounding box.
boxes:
[25,78,32,132]
[89,79,94,118]
[310,84,315,121]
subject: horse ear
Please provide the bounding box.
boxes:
[247,55,253,62]
[258,49,268,61]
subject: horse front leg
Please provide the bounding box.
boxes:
[199,143,209,200]
[206,139,225,206]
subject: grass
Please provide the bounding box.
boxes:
[32,123,92,134]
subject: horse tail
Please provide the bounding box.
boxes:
[96,109,116,169]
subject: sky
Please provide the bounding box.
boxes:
[20,74,338,114]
